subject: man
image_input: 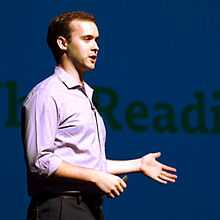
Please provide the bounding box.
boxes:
[21,11,177,220]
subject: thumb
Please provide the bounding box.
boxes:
[153,152,161,158]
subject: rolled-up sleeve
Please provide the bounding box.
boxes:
[22,92,62,176]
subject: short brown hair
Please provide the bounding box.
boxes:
[47,11,96,63]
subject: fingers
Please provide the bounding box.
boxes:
[157,157,177,182]
[157,171,177,184]
[109,191,116,198]
[120,178,127,188]
[108,178,127,198]
[97,172,128,199]
[161,171,177,180]
[115,181,125,194]
[162,164,176,172]
[155,177,167,184]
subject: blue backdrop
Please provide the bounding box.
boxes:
[1,0,220,219]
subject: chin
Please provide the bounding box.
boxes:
[86,65,96,71]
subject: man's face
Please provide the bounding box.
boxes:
[66,19,99,73]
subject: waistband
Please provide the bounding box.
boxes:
[32,191,104,205]
[28,174,102,196]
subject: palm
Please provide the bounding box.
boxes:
[140,152,177,184]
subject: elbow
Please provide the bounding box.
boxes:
[34,153,62,176]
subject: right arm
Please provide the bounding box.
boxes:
[55,161,126,198]
[22,93,126,198]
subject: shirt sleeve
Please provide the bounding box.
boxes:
[22,92,62,176]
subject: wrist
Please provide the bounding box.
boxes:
[134,158,142,172]
[139,156,146,173]
[89,169,101,184]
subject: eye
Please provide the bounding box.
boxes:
[82,35,93,41]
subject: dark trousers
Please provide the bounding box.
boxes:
[27,194,105,220]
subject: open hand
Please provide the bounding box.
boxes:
[140,152,177,184]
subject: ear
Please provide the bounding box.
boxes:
[57,36,68,51]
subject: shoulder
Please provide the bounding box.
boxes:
[23,74,61,108]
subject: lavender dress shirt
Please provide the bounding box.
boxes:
[22,66,107,195]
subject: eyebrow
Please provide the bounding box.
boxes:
[81,34,99,39]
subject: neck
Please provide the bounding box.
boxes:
[58,57,84,85]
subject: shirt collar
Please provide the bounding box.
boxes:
[54,66,94,100]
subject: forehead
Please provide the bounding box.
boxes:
[69,20,99,37]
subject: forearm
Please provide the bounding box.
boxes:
[54,161,128,197]
[54,161,100,184]
[106,158,141,175]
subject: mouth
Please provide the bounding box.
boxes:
[89,55,97,63]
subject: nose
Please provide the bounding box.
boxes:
[92,40,99,53]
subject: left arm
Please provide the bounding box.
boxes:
[107,158,141,174]
[107,152,177,184]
